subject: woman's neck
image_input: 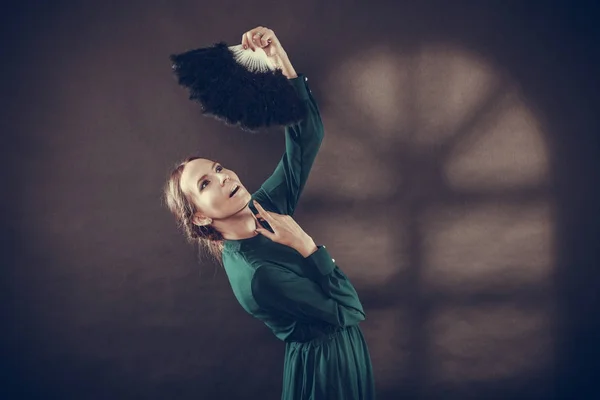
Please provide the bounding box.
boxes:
[212,205,259,240]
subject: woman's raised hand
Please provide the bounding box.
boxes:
[241,26,280,56]
[253,200,317,257]
[240,26,297,79]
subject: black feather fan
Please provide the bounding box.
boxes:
[170,42,307,131]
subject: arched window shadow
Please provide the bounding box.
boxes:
[299,44,555,398]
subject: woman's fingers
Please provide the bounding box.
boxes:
[245,31,258,51]
[241,27,279,55]
[253,201,275,224]
[254,28,273,48]
[253,202,279,240]
[255,226,274,239]
[241,26,277,50]
[241,28,259,49]
[253,34,268,48]
[245,27,264,50]
[251,34,265,48]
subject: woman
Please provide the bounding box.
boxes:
[164,26,375,400]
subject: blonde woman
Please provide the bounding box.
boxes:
[164,26,375,400]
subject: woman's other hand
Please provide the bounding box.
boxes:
[241,26,298,79]
[253,200,317,257]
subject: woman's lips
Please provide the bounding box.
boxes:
[229,185,241,198]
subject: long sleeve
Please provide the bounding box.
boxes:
[251,246,365,328]
[255,74,324,216]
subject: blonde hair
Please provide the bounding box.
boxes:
[163,156,224,265]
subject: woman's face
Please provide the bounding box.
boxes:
[179,158,251,224]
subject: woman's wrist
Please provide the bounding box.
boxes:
[275,51,297,79]
[296,238,318,258]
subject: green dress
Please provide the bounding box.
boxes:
[222,75,375,400]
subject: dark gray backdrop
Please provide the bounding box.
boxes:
[2,1,599,399]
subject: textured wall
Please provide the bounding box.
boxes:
[1,0,599,399]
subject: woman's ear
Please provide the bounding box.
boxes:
[192,213,212,226]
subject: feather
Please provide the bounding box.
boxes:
[170,42,307,132]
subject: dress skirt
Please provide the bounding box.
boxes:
[281,325,375,400]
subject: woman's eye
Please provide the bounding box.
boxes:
[200,165,223,191]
